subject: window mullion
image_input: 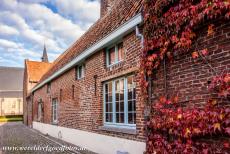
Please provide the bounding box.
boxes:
[112,81,116,124]
[57,101,58,122]
[103,84,106,123]
[124,77,128,124]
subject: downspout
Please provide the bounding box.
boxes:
[136,25,152,115]
[136,26,144,48]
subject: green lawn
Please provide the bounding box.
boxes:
[0,115,23,122]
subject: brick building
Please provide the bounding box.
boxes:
[23,45,52,125]
[0,66,24,116]
[23,0,230,153]
[24,0,145,154]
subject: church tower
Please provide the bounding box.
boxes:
[41,44,49,63]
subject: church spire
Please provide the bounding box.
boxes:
[41,44,49,63]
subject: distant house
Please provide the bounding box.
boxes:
[23,45,52,125]
[0,66,24,116]
[24,0,145,154]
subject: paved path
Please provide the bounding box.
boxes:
[0,122,95,154]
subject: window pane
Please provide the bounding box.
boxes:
[106,103,113,112]
[116,102,119,112]
[133,100,136,111]
[128,101,133,112]
[134,113,136,124]
[128,89,133,100]
[134,88,136,99]
[116,93,119,101]
[78,66,82,78]
[118,42,124,61]
[120,79,124,90]
[109,47,115,65]
[108,93,112,102]
[108,82,112,93]
[120,113,124,123]
[115,80,119,92]
[106,103,109,112]
[109,103,113,112]
[116,113,124,123]
[120,101,124,112]
[127,76,133,89]
[105,84,108,93]
[128,113,135,124]
[116,113,119,123]
[120,90,124,101]
[106,113,113,122]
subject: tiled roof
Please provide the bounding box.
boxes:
[0,66,24,91]
[25,60,52,82]
[39,0,143,83]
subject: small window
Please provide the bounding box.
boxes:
[47,83,51,94]
[118,42,124,62]
[107,42,124,66]
[76,64,85,79]
[52,98,58,124]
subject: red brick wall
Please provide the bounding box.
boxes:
[151,19,230,106]
[32,31,145,142]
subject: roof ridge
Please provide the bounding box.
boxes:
[36,0,143,85]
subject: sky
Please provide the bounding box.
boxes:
[0,0,100,67]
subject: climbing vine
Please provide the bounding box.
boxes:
[142,0,230,153]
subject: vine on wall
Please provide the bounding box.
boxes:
[142,0,230,153]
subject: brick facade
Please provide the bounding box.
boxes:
[151,19,230,107]
[31,31,145,142]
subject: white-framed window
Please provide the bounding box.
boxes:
[52,98,58,124]
[76,64,85,79]
[104,75,136,128]
[106,42,125,66]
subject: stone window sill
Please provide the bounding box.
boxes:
[99,126,136,135]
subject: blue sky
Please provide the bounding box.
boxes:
[0,0,100,67]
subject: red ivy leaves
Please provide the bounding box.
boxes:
[208,24,215,36]
[209,73,230,97]
[147,95,230,153]
[192,51,199,59]
[142,0,230,74]
[192,48,209,59]
[143,0,230,153]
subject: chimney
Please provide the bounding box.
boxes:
[100,0,115,18]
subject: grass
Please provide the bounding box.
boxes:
[0,115,23,122]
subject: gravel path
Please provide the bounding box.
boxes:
[0,122,96,154]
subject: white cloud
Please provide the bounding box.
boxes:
[54,0,100,28]
[0,39,22,49]
[0,0,100,67]
[0,24,19,36]
[18,0,50,3]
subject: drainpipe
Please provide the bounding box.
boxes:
[135,25,144,48]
